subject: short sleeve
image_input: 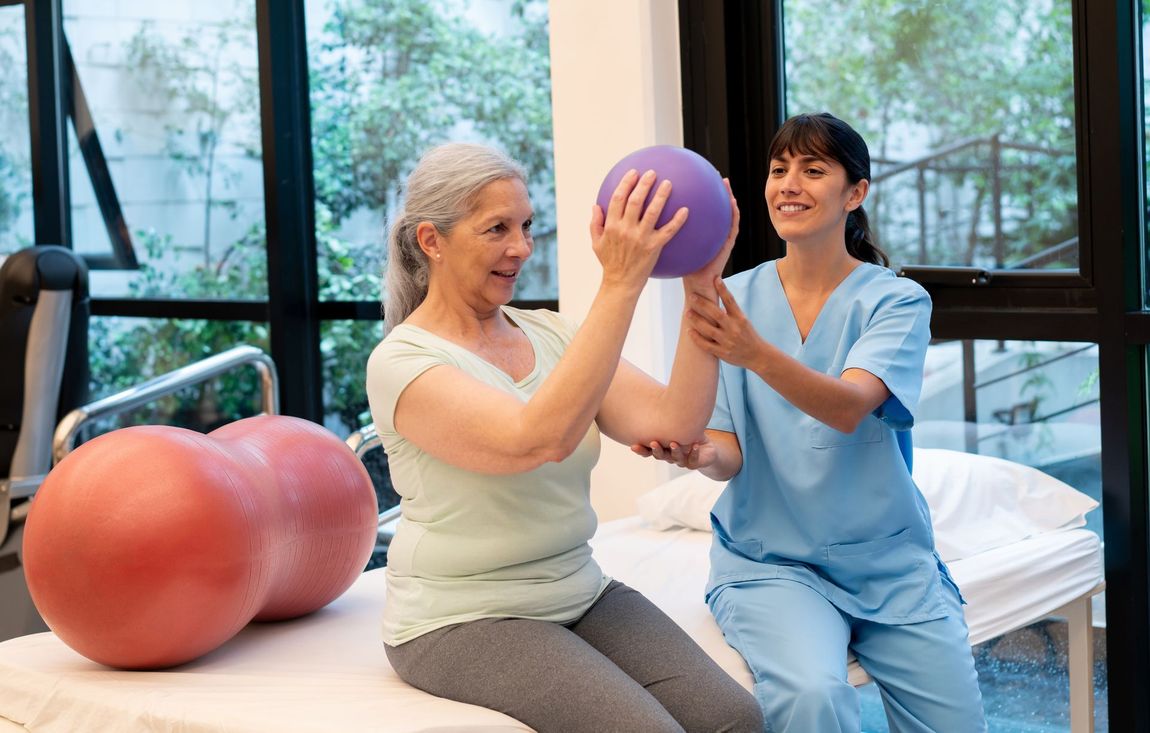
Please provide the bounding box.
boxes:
[843,283,932,431]
[365,332,454,435]
[708,364,736,433]
[544,309,581,344]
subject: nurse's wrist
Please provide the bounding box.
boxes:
[749,340,773,379]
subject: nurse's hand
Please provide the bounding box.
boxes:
[631,437,717,470]
[688,278,767,371]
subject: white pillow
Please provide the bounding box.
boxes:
[634,448,1098,562]
[636,469,726,531]
[912,447,1098,562]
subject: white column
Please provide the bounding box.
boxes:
[549,0,685,520]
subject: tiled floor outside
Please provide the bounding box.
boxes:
[862,619,1108,732]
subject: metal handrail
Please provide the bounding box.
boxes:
[974,343,1096,391]
[873,134,1075,270]
[345,423,403,537]
[872,137,1072,183]
[52,344,279,464]
[1008,237,1079,270]
[871,136,986,183]
[346,422,383,460]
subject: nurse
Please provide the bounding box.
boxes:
[637,113,988,732]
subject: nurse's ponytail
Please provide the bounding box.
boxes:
[846,206,887,268]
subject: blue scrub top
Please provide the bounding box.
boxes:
[706,261,956,624]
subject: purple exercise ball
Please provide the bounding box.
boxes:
[595,145,731,278]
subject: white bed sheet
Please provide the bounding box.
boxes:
[0,568,530,733]
[0,518,1103,732]
[590,518,1104,688]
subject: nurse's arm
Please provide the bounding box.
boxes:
[631,428,743,481]
[698,428,742,480]
[752,356,891,434]
[689,281,891,433]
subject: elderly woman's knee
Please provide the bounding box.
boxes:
[679,682,763,733]
[724,692,765,733]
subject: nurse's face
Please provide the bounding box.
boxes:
[765,152,867,246]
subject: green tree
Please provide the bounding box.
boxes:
[122,15,261,267]
[309,0,556,429]
[89,0,556,437]
[0,18,31,247]
[309,0,556,297]
[86,226,269,434]
[784,0,1076,268]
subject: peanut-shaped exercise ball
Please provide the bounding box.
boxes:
[22,415,378,669]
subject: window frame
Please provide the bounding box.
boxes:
[18,0,559,423]
[677,0,1149,726]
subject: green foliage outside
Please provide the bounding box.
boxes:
[83,0,554,436]
[14,0,1120,436]
[784,0,1077,269]
[0,13,31,249]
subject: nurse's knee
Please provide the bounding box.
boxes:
[759,673,855,730]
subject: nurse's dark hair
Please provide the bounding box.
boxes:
[384,143,528,333]
[768,112,888,267]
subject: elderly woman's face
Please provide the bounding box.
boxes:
[438,177,534,305]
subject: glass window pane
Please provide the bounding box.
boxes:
[856,338,1105,731]
[320,318,382,437]
[86,316,270,438]
[321,317,394,571]
[782,1,1078,272]
[305,0,557,302]
[0,5,33,252]
[63,3,266,299]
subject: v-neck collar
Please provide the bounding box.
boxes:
[397,307,541,387]
[770,261,869,347]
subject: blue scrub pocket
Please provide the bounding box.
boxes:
[722,538,764,562]
[809,419,884,448]
[823,528,945,622]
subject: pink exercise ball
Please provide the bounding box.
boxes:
[596,145,731,278]
[22,415,378,669]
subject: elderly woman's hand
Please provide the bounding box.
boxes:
[589,169,689,292]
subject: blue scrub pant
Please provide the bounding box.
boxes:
[709,577,987,733]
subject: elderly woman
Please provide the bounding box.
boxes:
[365,143,760,733]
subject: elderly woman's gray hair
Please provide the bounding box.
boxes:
[384,143,528,332]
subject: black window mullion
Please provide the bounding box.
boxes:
[255,0,322,422]
[679,0,1150,726]
[679,0,785,273]
[1087,0,1150,727]
[90,298,269,322]
[63,38,136,269]
[24,0,69,247]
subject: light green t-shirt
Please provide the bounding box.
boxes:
[365,306,610,645]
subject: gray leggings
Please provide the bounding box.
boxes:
[385,580,763,733]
